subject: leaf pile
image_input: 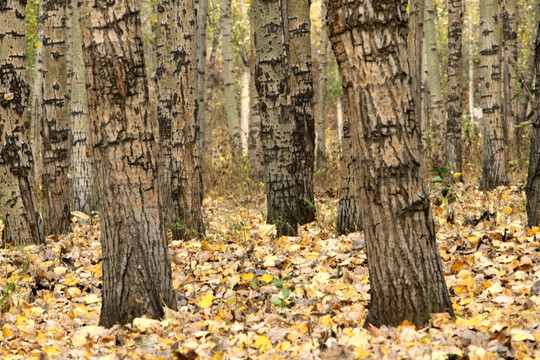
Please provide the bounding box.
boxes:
[1,184,539,359]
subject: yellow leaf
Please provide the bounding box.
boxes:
[212,350,224,360]
[349,333,368,348]
[44,347,60,355]
[35,331,47,345]
[261,274,273,283]
[254,335,271,351]
[67,287,82,298]
[511,328,535,342]
[276,341,291,351]
[241,273,255,281]
[82,295,100,304]
[3,93,14,101]
[298,323,309,333]
[453,172,462,178]
[54,266,68,274]
[71,332,87,347]
[451,258,464,274]
[3,325,13,338]
[199,293,214,308]
[133,317,161,332]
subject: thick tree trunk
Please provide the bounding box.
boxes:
[79,0,176,327]
[41,0,72,235]
[70,0,95,214]
[315,0,328,168]
[0,0,44,246]
[286,0,316,225]
[424,0,445,159]
[157,0,205,240]
[446,0,463,181]
[328,0,454,327]
[248,4,264,179]
[526,20,540,227]
[500,0,518,163]
[221,0,242,158]
[408,0,424,156]
[254,0,298,236]
[479,0,508,189]
[141,0,158,135]
[337,115,362,235]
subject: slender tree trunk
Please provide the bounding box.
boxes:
[328,0,454,327]
[248,4,264,179]
[70,0,94,213]
[337,114,362,235]
[197,0,208,152]
[315,0,329,168]
[254,0,297,236]
[41,0,72,235]
[221,0,241,157]
[157,0,205,239]
[286,0,316,224]
[0,0,44,246]
[526,17,540,227]
[79,0,176,327]
[202,22,221,161]
[446,0,463,181]
[500,0,518,163]
[240,69,250,154]
[424,0,445,159]
[479,0,508,189]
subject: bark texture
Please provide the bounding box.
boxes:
[526,22,540,227]
[408,0,424,155]
[0,0,44,246]
[79,0,176,327]
[70,0,94,213]
[479,0,508,189]
[446,0,463,181]
[286,0,316,224]
[254,0,297,236]
[337,116,362,235]
[315,0,328,168]
[156,0,205,239]
[41,0,72,235]
[221,0,241,157]
[328,0,454,327]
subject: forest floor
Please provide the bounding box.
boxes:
[1,180,540,359]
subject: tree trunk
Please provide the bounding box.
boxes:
[424,0,445,159]
[336,97,343,144]
[286,0,316,225]
[248,3,264,179]
[41,0,72,235]
[408,0,424,156]
[446,0,463,181]
[254,0,298,236]
[337,115,362,235]
[202,22,221,161]
[221,0,242,158]
[315,0,329,168]
[70,0,95,214]
[328,0,454,327]
[79,0,176,327]
[0,0,44,246]
[141,0,158,136]
[526,18,540,227]
[500,0,518,163]
[157,0,205,240]
[197,0,208,153]
[479,0,508,189]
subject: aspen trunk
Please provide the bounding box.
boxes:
[41,0,72,235]
[328,0,454,327]
[0,0,44,246]
[479,0,508,189]
[221,0,241,157]
[446,0,463,181]
[70,0,95,213]
[315,0,329,168]
[157,0,205,240]
[79,0,176,327]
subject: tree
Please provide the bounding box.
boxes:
[70,0,94,213]
[328,0,454,327]
[221,0,242,158]
[79,0,176,327]
[287,0,316,224]
[424,0,445,159]
[41,0,72,235]
[156,0,205,240]
[479,0,507,190]
[0,0,44,246]
[315,0,329,168]
[446,0,463,181]
[526,18,540,227]
[337,115,362,235]
[408,0,424,155]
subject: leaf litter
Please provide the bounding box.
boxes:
[0,184,539,359]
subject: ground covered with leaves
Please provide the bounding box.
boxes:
[1,183,540,359]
